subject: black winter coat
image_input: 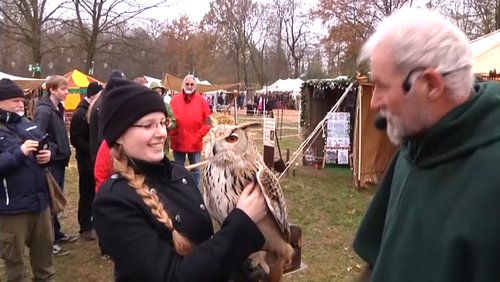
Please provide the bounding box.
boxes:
[34,96,70,165]
[93,158,265,282]
[0,111,56,214]
[88,94,104,164]
[69,99,90,160]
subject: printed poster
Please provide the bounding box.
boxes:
[325,112,351,164]
[263,117,275,147]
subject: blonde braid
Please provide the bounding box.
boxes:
[112,145,192,256]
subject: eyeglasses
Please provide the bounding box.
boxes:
[131,119,168,130]
[185,83,195,86]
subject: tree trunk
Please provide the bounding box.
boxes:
[242,45,249,86]
[277,19,283,79]
[32,40,42,78]
[85,52,95,75]
[235,46,241,83]
[496,0,500,30]
[294,58,300,78]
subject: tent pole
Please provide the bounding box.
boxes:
[280,105,284,138]
[214,92,218,114]
[357,86,362,186]
[234,91,238,124]
[298,96,301,134]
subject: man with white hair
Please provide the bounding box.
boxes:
[353,8,500,281]
[169,74,211,188]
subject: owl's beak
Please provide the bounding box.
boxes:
[212,144,217,156]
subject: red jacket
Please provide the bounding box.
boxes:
[170,92,211,153]
[94,140,112,192]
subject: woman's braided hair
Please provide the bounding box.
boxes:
[112,145,192,255]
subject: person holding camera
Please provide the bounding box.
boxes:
[0,78,56,282]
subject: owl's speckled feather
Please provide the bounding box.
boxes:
[202,122,290,240]
[202,122,294,281]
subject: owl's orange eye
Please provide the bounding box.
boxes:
[226,135,238,143]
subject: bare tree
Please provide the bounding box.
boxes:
[433,0,500,39]
[263,9,289,82]
[313,0,414,75]
[67,0,167,74]
[467,0,500,36]
[203,0,262,86]
[243,3,271,86]
[0,0,70,77]
[163,16,200,76]
[274,0,309,78]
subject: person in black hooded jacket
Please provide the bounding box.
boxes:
[70,81,102,241]
[34,75,77,255]
[88,70,126,169]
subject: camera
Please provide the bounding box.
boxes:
[36,134,49,153]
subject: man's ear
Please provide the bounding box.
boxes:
[423,69,445,101]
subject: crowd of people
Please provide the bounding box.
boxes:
[1,6,500,282]
[0,70,269,282]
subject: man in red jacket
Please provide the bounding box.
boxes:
[169,75,211,188]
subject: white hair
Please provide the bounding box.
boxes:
[360,8,474,99]
[182,74,196,85]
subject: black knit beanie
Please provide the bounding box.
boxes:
[101,78,167,146]
[86,82,103,98]
[0,78,24,101]
[107,69,126,81]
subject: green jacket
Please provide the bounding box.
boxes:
[354,82,500,282]
[165,102,176,156]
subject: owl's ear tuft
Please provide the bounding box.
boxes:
[237,122,261,131]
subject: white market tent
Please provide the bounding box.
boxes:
[144,75,212,87]
[257,78,304,98]
[0,71,45,90]
[144,75,163,86]
[196,78,212,85]
[470,29,500,74]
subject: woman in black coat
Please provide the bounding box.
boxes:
[93,78,267,282]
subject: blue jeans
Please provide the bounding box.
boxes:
[173,151,201,188]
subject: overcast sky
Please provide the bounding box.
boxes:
[144,0,213,22]
[47,0,326,36]
[141,0,326,35]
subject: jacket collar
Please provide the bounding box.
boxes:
[130,157,173,185]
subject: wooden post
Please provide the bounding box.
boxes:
[284,224,302,273]
[286,149,290,177]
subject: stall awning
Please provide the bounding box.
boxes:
[164,73,240,93]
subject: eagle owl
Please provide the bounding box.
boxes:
[202,122,294,282]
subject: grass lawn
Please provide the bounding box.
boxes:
[1,110,376,281]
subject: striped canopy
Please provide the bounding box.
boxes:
[62,69,102,110]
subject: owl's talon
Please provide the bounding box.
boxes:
[249,251,270,275]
